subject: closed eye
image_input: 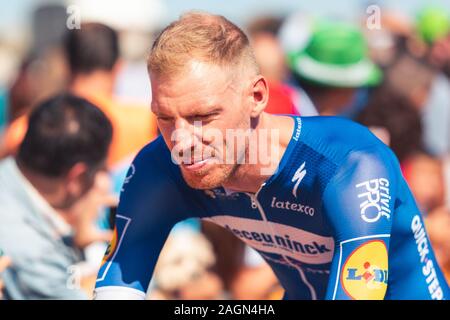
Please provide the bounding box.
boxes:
[156,115,174,122]
[187,111,221,123]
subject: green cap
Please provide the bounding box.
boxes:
[417,7,450,44]
[291,22,382,87]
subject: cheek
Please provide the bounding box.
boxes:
[224,103,251,130]
[157,122,175,148]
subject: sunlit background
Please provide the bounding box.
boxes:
[0,0,449,300]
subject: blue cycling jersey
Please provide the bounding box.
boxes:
[94,115,449,300]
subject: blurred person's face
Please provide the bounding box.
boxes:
[55,162,107,213]
[430,34,450,77]
[386,54,434,110]
[151,59,268,190]
[425,206,450,269]
[404,154,445,213]
[318,87,356,116]
[9,49,70,121]
[251,33,287,83]
[365,29,397,67]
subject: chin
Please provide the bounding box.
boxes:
[180,164,233,190]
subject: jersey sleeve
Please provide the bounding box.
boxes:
[94,141,190,299]
[322,147,399,300]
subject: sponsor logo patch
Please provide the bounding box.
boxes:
[291,162,306,198]
[341,240,388,300]
[355,178,391,223]
[270,196,315,216]
[96,215,132,282]
[205,215,334,264]
[101,226,118,267]
[411,215,445,300]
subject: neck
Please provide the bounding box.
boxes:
[70,70,115,98]
[221,112,294,193]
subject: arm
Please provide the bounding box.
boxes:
[323,147,398,300]
[94,142,190,299]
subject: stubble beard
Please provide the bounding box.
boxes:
[180,131,249,190]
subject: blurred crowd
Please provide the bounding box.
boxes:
[0,2,449,300]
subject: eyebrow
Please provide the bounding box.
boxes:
[152,100,225,119]
[186,106,224,118]
[151,102,171,118]
[192,106,223,115]
[158,106,223,117]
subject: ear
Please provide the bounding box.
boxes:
[249,75,269,118]
[65,162,89,197]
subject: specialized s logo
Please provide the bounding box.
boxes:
[291,162,306,198]
[121,164,136,192]
[355,178,391,223]
[341,240,388,300]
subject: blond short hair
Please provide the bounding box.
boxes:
[148,12,259,77]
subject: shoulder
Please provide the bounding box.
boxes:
[122,135,183,189]
[131,135,177,174]
[0,158,29,220]
[298,116,389,165]
[133,136,168,165]
[119,136,193,216]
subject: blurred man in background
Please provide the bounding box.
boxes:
[356,85,423,165]
[65,22,157,171]
[417,8,450,158]
[0,1,449,300]
[289,22,382,118]
[425,206,450,282]
[0,4,71,159]
[1,22,158,182]
[247,17,299,117]
[0,94,113,299]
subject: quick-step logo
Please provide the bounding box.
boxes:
[411,215,445,300]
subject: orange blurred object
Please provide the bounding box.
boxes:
[85,93,158,167]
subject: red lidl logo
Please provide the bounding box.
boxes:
[346,261,388,287]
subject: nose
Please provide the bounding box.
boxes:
[174,117,188,131]
[171,118,202,159]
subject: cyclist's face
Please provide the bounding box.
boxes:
[151,60,256,189]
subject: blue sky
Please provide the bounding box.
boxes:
[1,0,449,38]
